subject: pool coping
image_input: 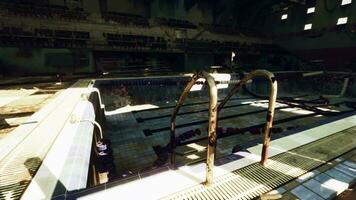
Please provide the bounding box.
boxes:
[0,79,104,200]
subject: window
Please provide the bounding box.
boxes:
[281,14,288,20]
[341,0,352,5]
[304,24,312,30]
[337,17,348,25]
[307,7,315,14]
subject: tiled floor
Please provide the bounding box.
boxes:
[269,150,356,200]
[104,94,353,176]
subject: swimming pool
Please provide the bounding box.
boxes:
[93,72,355,179]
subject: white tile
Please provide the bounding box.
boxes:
[303,179,336,199]
[334,164,356,179]
[313,173,349,197]
[343,160,356,169]
[267,187,286,195]
[325,169,354,184]
[297,170,320,183]
[291,185,323,200]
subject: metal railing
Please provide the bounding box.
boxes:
[218,70,278,166]
[170,71,218,185]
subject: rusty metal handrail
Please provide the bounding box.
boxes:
[170,71,218,185]
[218,70,278,166]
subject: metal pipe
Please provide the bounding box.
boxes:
[203,71,218,186]
[170,71,218,186]
[80,119,103,140]
[218,70,278,166]
[170,73,200,165]
[70,115,103,139]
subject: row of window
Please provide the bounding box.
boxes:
[281,0,352,30]
[303,17,348,30]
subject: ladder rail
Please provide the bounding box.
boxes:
[170,71,218,185]
[218,70,278,166]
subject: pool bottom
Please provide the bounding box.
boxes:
[103,95,354,178]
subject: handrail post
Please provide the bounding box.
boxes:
[203,71,218,186]
[261,75,277,165]
[170,73,200,165]
[217,70,278,166]
[170,71,218,186]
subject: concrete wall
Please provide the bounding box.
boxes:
[264,0,356,34]
[185,3,213,24]
[150,0,184,19]
[83,0,101,13]
[48,0,65,6]
[0,47,95,76]
[0,46,206,76]
[184,53,214,71]
[260,0,356,70]
[262,0,356,50]
[107,0,149,16]
[149,0,212,23]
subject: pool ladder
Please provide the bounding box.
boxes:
[170,70,278,185]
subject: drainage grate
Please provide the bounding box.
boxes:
[161,126,356,200]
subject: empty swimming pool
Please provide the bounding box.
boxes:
[93,71,356,181]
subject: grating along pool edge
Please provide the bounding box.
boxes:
[160,126,356,200]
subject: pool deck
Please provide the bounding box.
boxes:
[66,113,356,200]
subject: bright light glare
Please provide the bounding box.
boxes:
[210,73,231,89]
[341,0,352,5]
[187,143,206,151]
[3,191,14,200]
[231,51,236,62]
[321,179,349,192]
[304,23,312,30]
[337,17,348,25]
[105,104,159,115]
[307,7,315,14]
[234,151,261,161]
[186,154,200,160]
[302,71,324,77]
[279,108,314,115]
[266,159,307,179]
[190,78,205,91]
[315,107,339,112]
[281,14,288,20]
[190,73,231,91]
[248,101,284,109]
